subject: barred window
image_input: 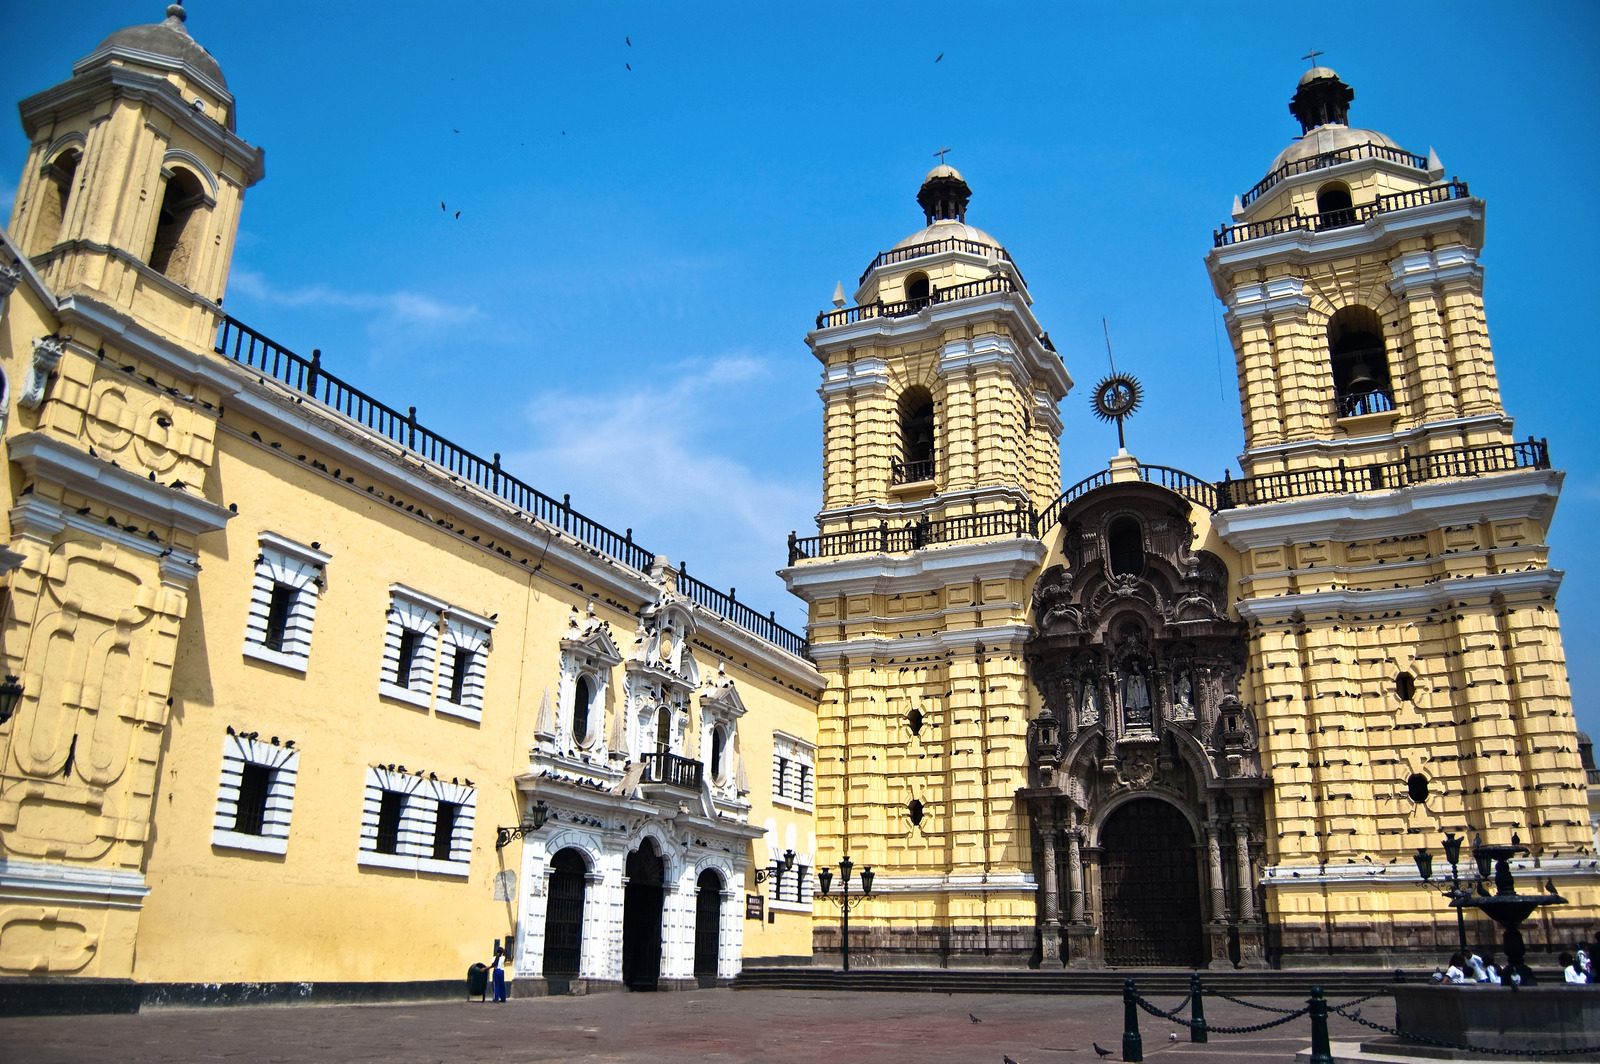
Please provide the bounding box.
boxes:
[212,732,299,856]
[358,767,476,877]
[437,609,492,723]
[380,586,443,709]
[769,862,814,907]
[243,534,329,672]
[771,733,815,810]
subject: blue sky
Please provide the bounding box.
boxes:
[7,3,1600,738]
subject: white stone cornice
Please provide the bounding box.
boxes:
[1236,568,1563,623]
[805,623,1034,662]
[8,431,233,537]
[1263,855,1600,888]
[0,857,149,910]
[1214,469,1562,550]
[1033,392,1064,438]
[1206,196,1485,298]
[9,494,205,575]
[1224,277,1310,323]
[782,536,1045,600]
[861,870,1036,895]
[1389,245,1483,297]
[817,356,889,399]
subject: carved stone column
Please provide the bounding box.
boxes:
[1066,829,1084,924]
[1234,827,1256,922]
[1207,824,1228,920]
[1038,807,1061,965]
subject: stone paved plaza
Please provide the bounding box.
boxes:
[0,987,1385,1063]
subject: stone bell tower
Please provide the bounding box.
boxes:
[785,164,1071,967]
[8,2,263,351]
[1206,68,1598,959]
[0,4,256,981]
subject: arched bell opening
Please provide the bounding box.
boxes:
[1328,305,1394,418]
[894,385,935,484]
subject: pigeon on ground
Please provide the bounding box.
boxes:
[1093,1044,1113,1059]
[969,1013,981,1023]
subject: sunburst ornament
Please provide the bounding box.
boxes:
[1091,372,1143,449]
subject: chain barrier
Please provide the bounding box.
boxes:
[1201,1004,1312,1035]
[1331,1004,1600,1057]
[1213,989,1299,1014]
[1133,993,1195,1027]
[1131,987,1309,1034]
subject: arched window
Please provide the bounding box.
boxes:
[148,167,207,284]
[655,705,672,752]
[1316,182,1356,229]
[905,271,930,304]
[1328,306,1394,417]
[32,148,80,255]
[894,386,935,484]
[1107,515,1144,578]
[573,675,593,746]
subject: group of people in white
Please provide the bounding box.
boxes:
[1435,944,1594,986]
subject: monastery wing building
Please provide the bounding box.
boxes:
[786,68,1598,970]
[0,6,821,1004]
[1,6,1597,1011]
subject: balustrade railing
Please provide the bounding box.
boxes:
[1240,142,1431,207]
[214,316,809,658]
[641,752,703,790]
[1336,388,1396,418]
[858,236,1024,286]
[816,274,1018,329]
[891,457,936,485]
[1218,438,1550,508]
[1215,181,1471,247]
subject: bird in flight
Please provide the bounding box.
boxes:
[935,52,944,62]
[626,35,631,46]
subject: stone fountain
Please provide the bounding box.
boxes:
[1378,835,1599,1061]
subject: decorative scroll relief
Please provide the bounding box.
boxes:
[18,336,64,411]
[0,911,97,975]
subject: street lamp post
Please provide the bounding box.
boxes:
[1414,831,1470,954]
[817,855,874,972]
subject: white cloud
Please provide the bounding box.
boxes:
[501,351,814,627]
[227,269,477,327]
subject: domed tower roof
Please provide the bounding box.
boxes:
[1267,66,1404,172]
[94,3,227,89]
[893,164,1006,250]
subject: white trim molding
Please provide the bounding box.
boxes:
[211,732,300,856]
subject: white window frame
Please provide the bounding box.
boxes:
[357,766,476,877]
[436,607,494,724]
[212,732,299,855]
[380,585,445,709]
[772,732,815,811]
[242,533,330,673]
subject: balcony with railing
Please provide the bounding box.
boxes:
[788,440,1553,561]
[1215,181,1470,248]
[1240,142,1431,209]
[640,752,703,791]
[891,457,935,485]
[816,274,1018,329]
[214,316,809,659]
[857,236,1024,287]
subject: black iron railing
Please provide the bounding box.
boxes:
[891,457,936,485]
[858,236,1024,287]
[1336,388,1396,418]
[1034,465,1221,535]
[1215,181,1471,247]
[214,316,809,659]
[641,752,703,790]
[816,274,1017,329]
[1240,142,1431,208]
[1218,438,1549,508]
[791,441,1552,560]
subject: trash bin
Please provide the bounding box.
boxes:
[467,962,489,1001]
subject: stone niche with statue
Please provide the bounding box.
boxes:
[1022,480,1269,970]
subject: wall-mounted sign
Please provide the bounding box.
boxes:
[746,893,764,920]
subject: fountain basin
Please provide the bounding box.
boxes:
[1391,984,1600,1059]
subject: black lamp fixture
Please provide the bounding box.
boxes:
[754,848,796,885]
[0,674,22,726]
[1414,830,1471,953]
[816,854,874,972]
[495,798,551,850]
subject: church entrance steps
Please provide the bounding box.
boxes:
[733,966,1401,997]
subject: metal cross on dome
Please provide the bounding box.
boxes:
[1301,48,1325,67]
[933,147,952,165]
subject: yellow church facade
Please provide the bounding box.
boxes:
[2,5,1598,1009]
[0,7,821,1001]
[786,68,1598,969]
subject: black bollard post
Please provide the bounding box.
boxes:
[1308,986,1332,1064]
[1123,978,1144,1063]
[1189,971,1208,1043]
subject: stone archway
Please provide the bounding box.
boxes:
[542,847,587,988]
[693,868,723,987]
[622,837,665,990]
[1098,797,1205,967]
